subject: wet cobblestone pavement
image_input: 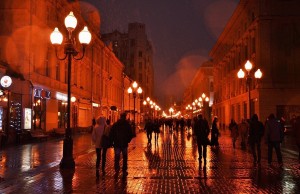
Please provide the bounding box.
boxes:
[0,127,299,193]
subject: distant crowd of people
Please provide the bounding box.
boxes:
[91,111,300,179]
[228,113,300,167]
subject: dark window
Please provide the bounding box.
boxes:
[130,39,135,47]
[139,51,143,57]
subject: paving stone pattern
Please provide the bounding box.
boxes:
[0,127,299,193]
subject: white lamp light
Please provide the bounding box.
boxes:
[79,26,92,44]
[237,69,245,78]
[64,11,77,31]
[50,28,63,45]
[244,60,253,71]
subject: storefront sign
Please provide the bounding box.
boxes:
[0,76,12,88]
[24,108,32,129]
[56,92,67,101]
[92,103,100,107]
[34,89,51,99]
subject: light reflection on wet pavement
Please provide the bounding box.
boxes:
[0,127,299,193]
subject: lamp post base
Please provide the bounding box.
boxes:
[60,137,75,169]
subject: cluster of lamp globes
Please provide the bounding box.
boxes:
[50,11,92,46]
[237,60,263,79]
[127,81,142,96]
[143,97,161,111]
[186,93,209,110]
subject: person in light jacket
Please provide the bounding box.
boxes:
[92,116,107,170]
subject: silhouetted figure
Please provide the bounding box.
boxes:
[249,114,264,165]
[229,119,239,148]
[238,118,249,150]
[265,113,283,166]
[211,117,219,147]
[153,119,160,144]
[144,119,153,144]
[194,114,210,164]
[109,113,134,178]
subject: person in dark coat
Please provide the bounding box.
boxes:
[229,119,239,148]
[144,119,153,144]
[109,112,134,177]
[265,113,283,166]
[211,117,219,147]
[153,119,160,144]
[238,118,249,150]
[194,114,210,165]
[249,114,264,164]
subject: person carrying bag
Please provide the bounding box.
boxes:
[100,119,113,175]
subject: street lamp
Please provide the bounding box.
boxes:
[185,104,193,118]
[237,60,262,119]
[50,11,91,169]
[127,81,142,127]
[198,93,209,119]
[169,107,174,118]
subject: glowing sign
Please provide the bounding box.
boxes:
[24,108,32,129]
[0,76,12,88]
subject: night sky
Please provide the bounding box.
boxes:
[79,0,239,104]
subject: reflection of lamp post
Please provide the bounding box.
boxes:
[237,60,263,119]
[127,81,142,127]
[50,11,91,169]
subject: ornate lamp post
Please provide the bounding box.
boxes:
[127,87,132,120]
[185,104,193,118]
[127,81,142,127]
[50,11,91,169]
[198,93,210,119]
[237,60,263,119]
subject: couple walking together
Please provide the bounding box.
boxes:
[92,113,134,178]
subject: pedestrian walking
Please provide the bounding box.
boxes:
[211,117,220,147]
[153,119,160,144]
[194,114,210,165]
[229,119,239,148]
[248,114,264,165]
[265,113,283,166]
[109,112,134,178]
[238,118,249,150]
[101,119,113,175]
[294,116,300,162]
[144,119,153,145]
[91,116,106,171]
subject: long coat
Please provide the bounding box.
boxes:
[92,117,107,148]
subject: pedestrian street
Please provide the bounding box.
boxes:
[0,126,299,193]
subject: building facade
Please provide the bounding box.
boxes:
[210,0,300,127]
[101,23,154,98]
[0,0,126,144]
[182,61,213,121]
